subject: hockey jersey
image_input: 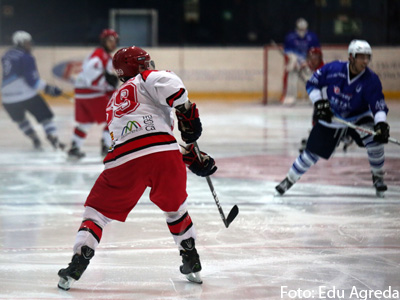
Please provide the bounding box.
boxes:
[1,47,46,103]
[284,31,320,61]
[103,70,188,169]
[74,47,115,99]
[306,61,389,127]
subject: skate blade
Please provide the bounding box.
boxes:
[185,271,202,284]
[376,191,385,198]
[58,276,75,291]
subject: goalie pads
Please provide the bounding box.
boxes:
[175,102,202,144]
[181,144,217,177]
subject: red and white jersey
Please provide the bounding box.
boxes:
[74,47,115,99]
[103,70,188,169]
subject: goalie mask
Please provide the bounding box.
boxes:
[112,46,152,81]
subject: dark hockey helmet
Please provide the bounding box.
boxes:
[112,46,151,80]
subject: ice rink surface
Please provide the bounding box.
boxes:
[0,99,399,300]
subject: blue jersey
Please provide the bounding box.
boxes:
[1,47,45,103]
[284,31,320,60]
[306,61,388,124]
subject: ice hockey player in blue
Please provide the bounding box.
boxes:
[281,18,320,105]
[1,31,65,150]
[275,40,390,197]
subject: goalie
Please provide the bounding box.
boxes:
[57,46,217,290]
[281,18,320,105]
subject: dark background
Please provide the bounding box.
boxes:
[0,0,399,46]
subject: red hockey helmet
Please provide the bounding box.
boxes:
[307,47,323,71]
[99,29,119,41]
[112,46,151,79]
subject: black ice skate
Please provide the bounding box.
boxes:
[28,132,42,150]
[275,177,295,195]
[58,246,94,291]
[179,238,202,284]
[67,142,85,160]
[47,135,66,150]
[372,171,387,198]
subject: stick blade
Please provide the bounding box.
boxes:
[225,205,239,228]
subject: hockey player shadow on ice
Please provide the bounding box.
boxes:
[1,30,65,151]
[275,40,392,199]
[57,45,220,291]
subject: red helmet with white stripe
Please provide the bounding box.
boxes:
[112,46,151,80]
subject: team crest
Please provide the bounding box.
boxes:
[334,86,340,94]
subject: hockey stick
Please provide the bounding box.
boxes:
[61,93,74,103]
[193,142,239,228]
[332,117,400,146]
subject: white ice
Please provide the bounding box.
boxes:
[0,100,399,300]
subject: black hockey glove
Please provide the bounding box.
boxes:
[182,144,217,177]
[44,84,62,97]
[373,122,390,143]
[176,102,202,144]
[313,99,333,123]
[105,72,119,88]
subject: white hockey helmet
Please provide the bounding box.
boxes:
[12,30,32,46]
[348,39,372,58]
[296,18,308,38]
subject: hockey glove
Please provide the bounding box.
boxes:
[182,144,217,177]
[105,72,119,88]
[176,102,202,144]
[373,122,390,143]
[44,84,62,97]
[313,99,333,123]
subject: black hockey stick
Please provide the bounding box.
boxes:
[332,117,400,146]
[193,142,239,228]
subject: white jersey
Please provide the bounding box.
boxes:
[74,47,115,99]
[103,70,188,169]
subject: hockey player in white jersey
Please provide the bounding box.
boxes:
[58,46,217,290]
[276,40,390,197]
[1,31,64,150]
[67,29,119,160]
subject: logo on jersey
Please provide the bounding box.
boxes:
[356,84,362,93]
[143,115,156,131]
[121,120,142,137]
[334,86,340,94]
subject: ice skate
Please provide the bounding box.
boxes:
[179,238,202,284]
[47,135,66,150]
[372,171,387,198]
[58,246,94,291]
[67,142,85,160]
[275,177,295,195]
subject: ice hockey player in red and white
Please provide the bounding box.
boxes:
[57,46,217,290]
[67,29,120,160]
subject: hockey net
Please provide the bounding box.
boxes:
[262,44,348,104]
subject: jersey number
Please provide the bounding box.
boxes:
[106,82,139,125]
